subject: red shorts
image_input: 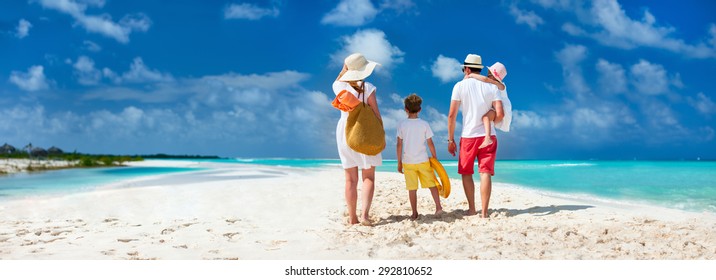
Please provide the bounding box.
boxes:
[458,136,497,176]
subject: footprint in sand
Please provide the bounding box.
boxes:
[117,238,139,243]
[51,230,72,236]
[223,232,240,240]
[101,249,116,256]
[257,240,287,251]
[160,221,197,235]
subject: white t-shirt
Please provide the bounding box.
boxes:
[451,78,501,138]
[396,118,434,164]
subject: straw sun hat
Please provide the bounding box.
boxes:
[339,53,380,82]
[462,54,483,69]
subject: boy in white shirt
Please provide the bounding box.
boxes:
[397,94,443,220]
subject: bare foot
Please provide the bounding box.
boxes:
[410,213,419,221]
[466,210,478,216]
[360,219,373,226]
[478,137,493,149]
[435,209,444,216]
[347,217,359,225]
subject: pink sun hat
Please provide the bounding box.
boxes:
[487,62,507,83]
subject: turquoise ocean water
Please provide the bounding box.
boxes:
[0,166,199,200]
[226,158,716,213]
[2,158,715,213]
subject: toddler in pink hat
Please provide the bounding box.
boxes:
[466,62,511,149]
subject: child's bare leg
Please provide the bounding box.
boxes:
[429,187,444,215]
[479,110,496,149]
[409,190,418,220]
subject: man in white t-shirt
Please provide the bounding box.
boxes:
[447,54,504,218]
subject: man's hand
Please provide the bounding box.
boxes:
[448,141,457,156]
[397,161,403,174]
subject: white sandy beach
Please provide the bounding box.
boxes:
[1,158,77,174]
[1,159,715,260]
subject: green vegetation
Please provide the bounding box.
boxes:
[2,142,220,175]
[141,154,220,159]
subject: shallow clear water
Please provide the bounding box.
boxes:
[0,166,199,199]
[3,158,715,212]
[231,158,716,212]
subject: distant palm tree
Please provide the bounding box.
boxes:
[23,142,33,161]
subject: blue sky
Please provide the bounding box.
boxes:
[1,0,715,160]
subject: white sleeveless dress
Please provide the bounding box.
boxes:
[333,81,383,169]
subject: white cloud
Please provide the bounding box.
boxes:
[572,107,612,129]
[66,57,173,86]
[2,70,337,156]
[530,0,574,10]
[331,29,404,74]
[595,58,626,94]
[119,13,152,32]
[430,55,462,83]
[9,65,50,92]
[512,110,566,130]
[224,3,279,20]
[629,59,668,95]
[389,93,403,104]
[700,126,715,141]
[640,99,680,127]
[379,0,416,14]
[82,70,308,104]
[322,0,378,27]
[688,92,716,116]
[578,0,714,58]
[82,40,102,52]
[423,106,448,134]
[555,44,590,98]
[35,0,151,43]
[117,57,174,84]
[72,56,102,85]
[562,22,586,36]
[15,19,32,38]
[526,0,716,58]
[509,4,544,30]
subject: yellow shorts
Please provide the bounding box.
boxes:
[403,161,437,191]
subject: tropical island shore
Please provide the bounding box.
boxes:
[1,159,715,259]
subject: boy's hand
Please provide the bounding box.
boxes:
[397,162,403,174]
[448,141,457,156]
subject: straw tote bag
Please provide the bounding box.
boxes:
[345,83,386,156]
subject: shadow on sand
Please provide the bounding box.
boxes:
[495,205,595,217]
[373,210,468,226]
[373,205,595,226]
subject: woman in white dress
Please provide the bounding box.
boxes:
[333,53,382,226]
